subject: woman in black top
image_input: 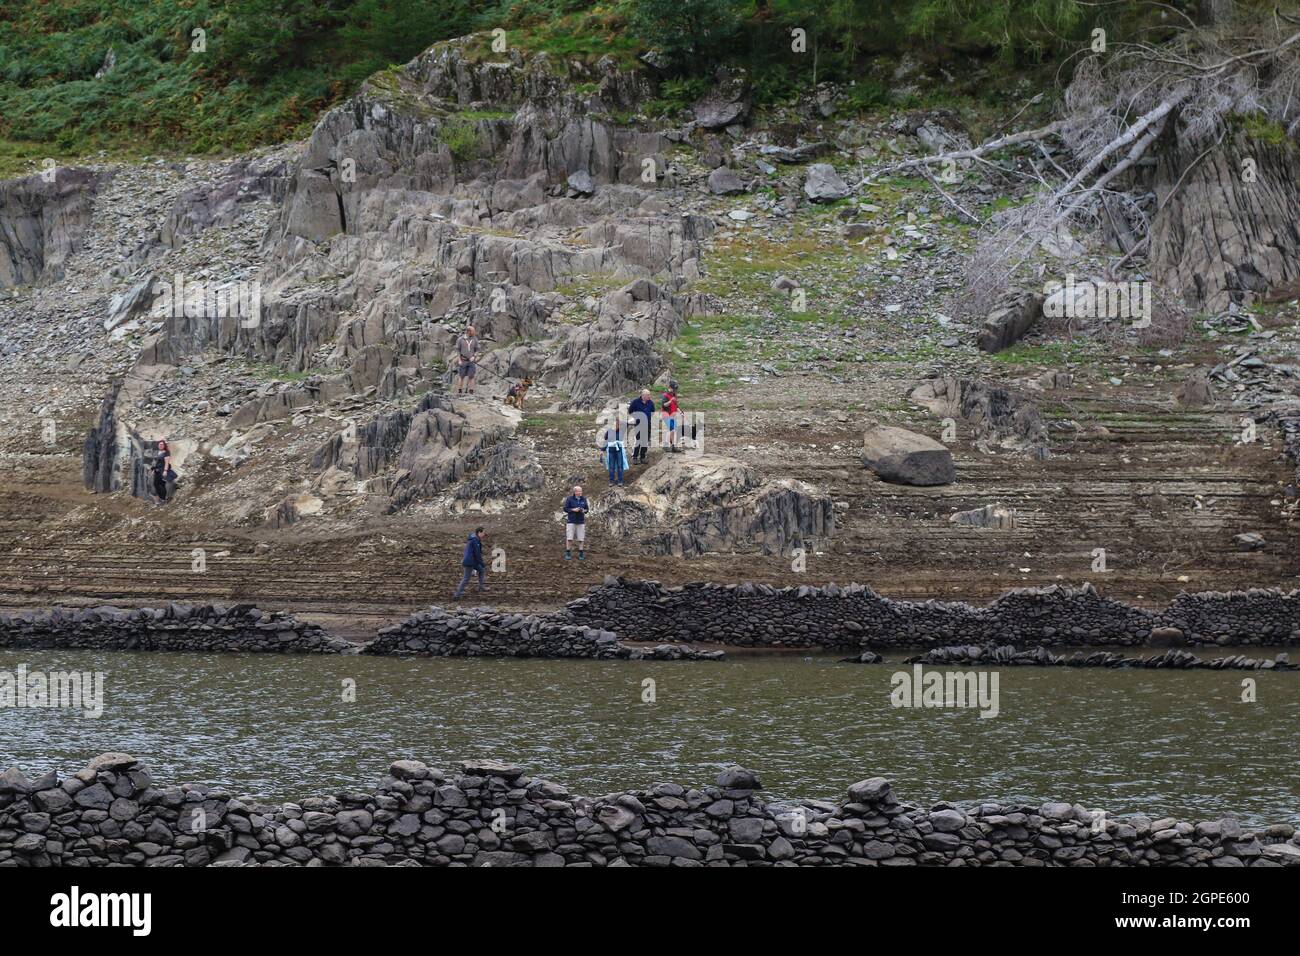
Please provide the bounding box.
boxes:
[152,439,172,503]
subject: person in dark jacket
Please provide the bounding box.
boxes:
[453,527,488,599]
[563,485,589,560]
[151,439,173,504]
[627,389,655,465]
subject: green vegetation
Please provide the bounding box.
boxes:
[0,1,1159,172]
[438,117,480,162]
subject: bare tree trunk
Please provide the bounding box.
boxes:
[1150,130,1300,309]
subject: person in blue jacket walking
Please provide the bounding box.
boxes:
[453,527,488,599]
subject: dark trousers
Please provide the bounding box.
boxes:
[454,567,485,597]
[153,472,168,502]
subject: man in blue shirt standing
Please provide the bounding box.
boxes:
[453,527,488,599]
[563,485,589,561]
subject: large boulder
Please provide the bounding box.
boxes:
[692,71,750,129]
[803,163,851,203]
[706,166,746,196]
[861,426,955,486]
[978,290,1044,353]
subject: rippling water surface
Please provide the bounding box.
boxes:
[1,648,1296,825]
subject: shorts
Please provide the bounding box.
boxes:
[458,360,476,379]
[666,416,677,432]
[566,523,586,542]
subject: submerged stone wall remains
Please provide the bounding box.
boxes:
[366,606,723,660]
[3,580,1298,658]
[0,604,350,654]
[565,579,1300,649]
[1,753,1296,868]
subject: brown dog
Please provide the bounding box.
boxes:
[504,377,533,410]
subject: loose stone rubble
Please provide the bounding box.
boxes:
[2,754,1295,867]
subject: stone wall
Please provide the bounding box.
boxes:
[1,753,1296,867]
[5,580,1299,658]
[0,604,351,654]
[564,578,1300,649]
[366,606,722,660]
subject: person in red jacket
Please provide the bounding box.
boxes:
[662,381,681,453]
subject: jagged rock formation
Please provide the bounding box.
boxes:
[80,35,726,517]
[909,376,1048,452]
[162,154,291,249]
[1151,131,1300,310]
[599,454,833,557]
[0,167,107,286]
[3,754,1296,867]
[311,391,529,513]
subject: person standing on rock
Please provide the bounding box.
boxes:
[151,439,174,504]
[454,325,479,396]
[453,527,488,599]
[563,485,589,561]
[627,388,655,465]
[662,381,681,453]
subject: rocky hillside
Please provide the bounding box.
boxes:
[1,26,1298,617]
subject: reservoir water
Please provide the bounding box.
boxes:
[1,647,1296,825]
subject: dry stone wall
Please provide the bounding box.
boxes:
[0,605,350,654]
[565,578,1300,649]
[2,754,1296,867]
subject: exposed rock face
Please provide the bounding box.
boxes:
[909,376,1048,452]
[803,163,851,202]
[161,155,291,248]
[977,289,1044,352]
[4,755,1294,866]
[452,439,544,504]
[1151,131,1300,310]
[0,167,107,286]
[861,425,955,485]
[691,70,750,129]
[312,392,523,513]
[599,454,833,557]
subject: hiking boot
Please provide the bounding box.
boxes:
[577,551,585,561]
[564,550,572,560]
